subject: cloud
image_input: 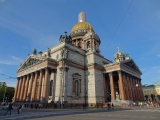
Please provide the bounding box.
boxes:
[0,0,6,2]
[0,56,23,65]
[0,60,16,65]
[156,11,160,20]
[11,56,24,63]
[0,16,59,50]
[157,54,160,57]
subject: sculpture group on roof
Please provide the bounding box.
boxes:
[59,32,72,44]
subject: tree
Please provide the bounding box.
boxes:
[157,95,160,101]
[144,95,148,100]
[0,83,15,102]
[0,82,6,87]
[151,94,155,101]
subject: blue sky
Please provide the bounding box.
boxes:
[0,0,160,87]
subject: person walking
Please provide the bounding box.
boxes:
[18,104,22,114]
[83,104,85,110]
[107,103,110,110]
[112,103,114,110]
[4,102,13,116]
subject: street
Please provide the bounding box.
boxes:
[0,107,160,120]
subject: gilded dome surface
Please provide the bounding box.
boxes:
[71,22,94,33]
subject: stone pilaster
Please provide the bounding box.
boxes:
[59,67,69,103]
[103,73,107,102]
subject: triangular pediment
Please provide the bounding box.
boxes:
[121,59,142,74]
[17,55,46,72]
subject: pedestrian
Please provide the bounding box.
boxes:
[18,104,22,114]
[107,103,110,110]
[38,104,41,109]
[31,104,33,109]
[46,104,48,109]
[112,103,114,110]
[83,104,85,110]
[101,103,103,108]
[4,102,13,116]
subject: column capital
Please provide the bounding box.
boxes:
[53,69,57,73]
[30,73,34,76]
[26,74,30,78]
[103,73,105,77]
[118,70,122,74]
[64,67,69,72]
[109,72,113,76]
[45,67,50,71]
[59,67,63,71]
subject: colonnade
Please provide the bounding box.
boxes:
[122,72,144,101]
[14,67,56,102]
[104,70,144,101]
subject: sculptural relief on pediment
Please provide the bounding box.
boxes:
[19,57,43,71]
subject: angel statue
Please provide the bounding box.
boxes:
[125,53,129,57]
[32,48,37,55]
[47,48,51,57]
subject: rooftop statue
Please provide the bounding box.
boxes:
[60,48,69,59]
[116,53,119,59]
[125,53,129,57]
[47,48,51,57]
[59,31,72,43]
[32,48,37,55]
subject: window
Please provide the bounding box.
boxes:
[72,73,82,97]
[75,80,79,96]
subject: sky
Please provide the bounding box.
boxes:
[0,0,160,87]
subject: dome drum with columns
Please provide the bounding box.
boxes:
[14,12,144,107]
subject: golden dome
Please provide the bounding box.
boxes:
[71,22,94,33]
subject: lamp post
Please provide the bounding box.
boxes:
[136,84,138,101]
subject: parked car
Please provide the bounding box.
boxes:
[2,105,9,110]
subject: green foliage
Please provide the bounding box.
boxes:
[157,95,160,100]
[144,95,148,100]
[0,82,6,87]
[0,85,15,102]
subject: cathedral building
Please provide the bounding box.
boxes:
[14,12,144,105]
